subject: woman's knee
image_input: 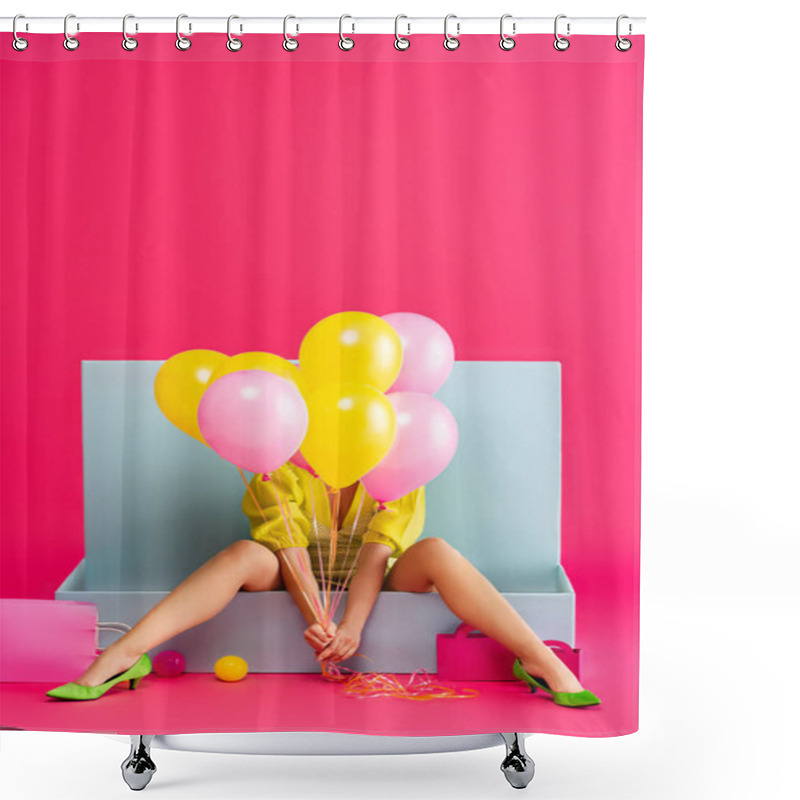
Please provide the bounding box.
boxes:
[221,540,279,572]
[222,540,283,591]
[222,539,268,560]
[409,536,458,559]
[406,537,462,585]
[386,537,455,592]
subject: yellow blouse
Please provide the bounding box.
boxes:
[241,462,425,576]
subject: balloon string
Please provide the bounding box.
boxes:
[307,481,331,627]
[267,473,318,588]
[320,654,480,701]
[329,539,369,621]
[270,475,327,626]
[326,486,340,616]
[329,487,367,619]
[240,471,474,703]
[236,467,325,627]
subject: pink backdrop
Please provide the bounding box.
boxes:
[1,33,643,737]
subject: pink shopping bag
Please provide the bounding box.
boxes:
[0,599,99,683]
[543,639,581,679]
[436,622,581,681]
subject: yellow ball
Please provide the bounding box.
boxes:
[214,655,248,682]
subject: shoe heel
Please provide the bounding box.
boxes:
[129,676,142,690]
[528,685,537,694]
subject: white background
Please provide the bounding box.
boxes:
[2,1,799,798]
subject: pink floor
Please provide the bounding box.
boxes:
[1,671,631,739]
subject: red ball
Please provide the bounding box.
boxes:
[153,649,186,677]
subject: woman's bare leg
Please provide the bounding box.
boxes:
[73,540,282,687]
[383,537,584,694]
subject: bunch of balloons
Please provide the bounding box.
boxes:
[153,311,458,505]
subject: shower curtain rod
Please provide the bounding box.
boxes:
[2,16,645,36]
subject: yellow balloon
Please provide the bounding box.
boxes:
[299,311,403,392]
[214,655,248,682]
[208,352,306,395]
[154,349,228,444]
[301,382,396,488]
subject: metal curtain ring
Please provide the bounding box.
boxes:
[443,13,460,51]
[64,13,80,51]
[12,14,29,51]
[283,15,299,51]
[339,14,355,50]
[499,14,516,50]
[616,15,632,51]
[176,14,192,50]
[553,14,570,51]
[394,14,410,50]
[122,14,138,51]
[227,15,243,51]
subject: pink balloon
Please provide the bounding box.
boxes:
[198,370,308,474]
[382,312,455,394]
[361,392,458,504]
[289,447,319,479]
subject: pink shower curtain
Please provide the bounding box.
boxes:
[1,31,643,738]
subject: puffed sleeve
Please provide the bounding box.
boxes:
[363,485,426,558]
[242,463,311,552]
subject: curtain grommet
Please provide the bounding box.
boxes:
[615,15,632,51]
[499,14,516,50]
[443,14,460,51]
[227,15,243,52]
[12,14,29,51]
[63,13,80,51]
[283,15,299,51]
[553,15,570,51]
[176,14,192,51]
[338,14,355,51]
[122,14,139,51]
[12,16,29,51]
[394,15,410,50]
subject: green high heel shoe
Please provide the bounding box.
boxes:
[512,658,601,708]
[45,653,152,701]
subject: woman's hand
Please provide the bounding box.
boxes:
[304,620,337,654]
[315,620,362,665]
